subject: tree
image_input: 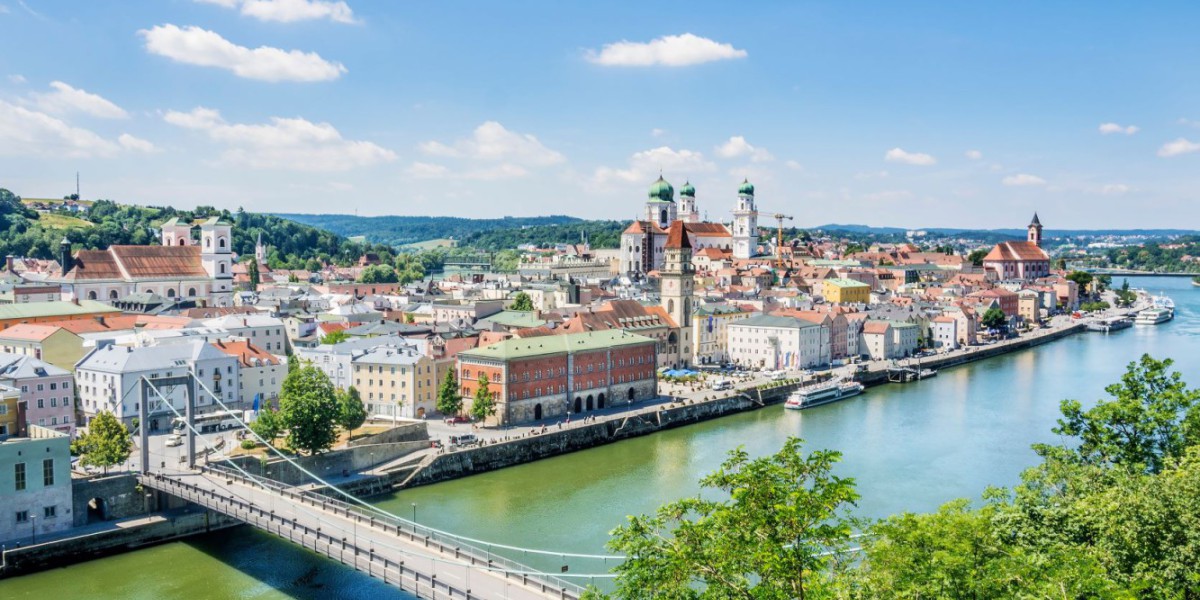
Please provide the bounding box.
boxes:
[437,369,463,416]
[278,364,341,455]
[321,329,349,345]
[981,307,1007,331]
[1040,354,1200,474]
[337,386,368,439]
[469,373,496,423]
[1065,270,1095,293]
[358,264,399,283]
[249,407,283,445]
[967,248,988,267]
[1054,257,1068,270]
[589,438,859,600]
[71,411,132,474]
[404,312,415,324]
[247,259,260,291]
[510,291,534,312]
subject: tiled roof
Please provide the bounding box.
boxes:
[684,222,731,236]
[862,321,891,334]
[109,245,208,278]
[66,250,123,280]
[0,324,68,342]
[211,340,281,367]
[459,329,654,362]
[983,241,1049,262]
[730,313,819,330]
[0,300,120,321]
[665,221,691,250]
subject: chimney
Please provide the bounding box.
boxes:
[95,315,105,326]
[4,255,12,272]
[59,238,73,274]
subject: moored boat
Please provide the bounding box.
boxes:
[1087,316,1133,332]
[784,380,865,410]
[1135,307,1174,325]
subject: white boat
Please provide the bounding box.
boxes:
[1135,307,1174,325]
[784,380,865,410]
[1087,316,1133,332]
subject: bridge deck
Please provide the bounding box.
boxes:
[141,468,581,600]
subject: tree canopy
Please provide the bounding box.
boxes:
[510,291,534,312]
[981,306,1007,331]
[437,369,462,416]
[469,373,496,423]
[71,411,132,474]
[279,364,340,454]
[337,386,368,439]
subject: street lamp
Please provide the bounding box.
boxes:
[411,502,417,523]
[30,515,36,544]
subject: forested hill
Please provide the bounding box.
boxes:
[275,213,583,246]
[0,187,392,270]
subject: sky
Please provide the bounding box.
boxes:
[2,1,1200,229]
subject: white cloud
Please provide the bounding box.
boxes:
[32,81,128,119]
[419,121,564,167]
[1002,173,1046,186]
[651,128,665,138]
[1098,122,1139,135]
[197,0,358,24]
[118,133,159,153]
[0,100,119,158]
[164,106,395,170]
[585,33,747,67]
[965,149,982,160]
[884,147,937,166]
[1099,183,1130,195]
[714,135,773,162]
[594,146,715,184]
[405,162,450,179]
[7,74,24,84]
[141,24,346,82]
[784,160,803,171]
[1157,138,1200,158]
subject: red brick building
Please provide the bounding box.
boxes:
[456,329,657,425]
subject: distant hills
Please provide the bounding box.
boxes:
[816,224,1200,238]
[276,214,583,247]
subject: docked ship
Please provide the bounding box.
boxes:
[1087,316,1133,332]
[1135,307,1174,325]
[784,380,865,410]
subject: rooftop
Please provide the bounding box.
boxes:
[0,300,120,321]
[459,329,654,361]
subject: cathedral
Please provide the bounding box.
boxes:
[619,176,759,275]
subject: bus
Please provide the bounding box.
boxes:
[171,410,247,434]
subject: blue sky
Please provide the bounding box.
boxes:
[2,1,1199,229]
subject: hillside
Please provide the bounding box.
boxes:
[275,213,583,246]
[0,187,391,270]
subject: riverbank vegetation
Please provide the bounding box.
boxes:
[587,355,1200,599]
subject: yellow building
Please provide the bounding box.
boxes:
[0,384,20,436]
[0,324,86,373]
[822,278,871,304]
[351,345,439,420]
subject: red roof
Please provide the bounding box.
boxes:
[665,221,691,250]
[684,222,731,236]
[212,340,281,367]
[983,241,1049,262]
[863,321,891,334]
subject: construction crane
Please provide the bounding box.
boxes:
[773,213,794,270]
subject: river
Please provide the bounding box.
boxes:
[3,276,1197,599]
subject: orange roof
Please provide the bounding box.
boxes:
[66,250,122,280]
[0,323,68,342]
[212,340,281,367]
[43,314,191,334]
[684,222,731,236]
[62,245,208,281]
[863,321,891,334]
[983,241,1049,262]
[665,221,690,250]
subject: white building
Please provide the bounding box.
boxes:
[891,321,920,357]
[727,314,826,370]
[213,340,286,411]
[931,316,958,351]
[296,336,427,392]
[692,304,752,365]
[202,314,289,355]
[75,341,241,431]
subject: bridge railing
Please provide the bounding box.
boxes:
[144,472,580,600]
[192,465,586,598]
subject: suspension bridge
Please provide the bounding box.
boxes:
[131,373,610,600]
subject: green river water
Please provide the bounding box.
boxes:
[3,275,1198,599]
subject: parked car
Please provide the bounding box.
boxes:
[444,415,471,424]
[449,434,478,449]
[165,434,183,447]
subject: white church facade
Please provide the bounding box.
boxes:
[619,177,759,275]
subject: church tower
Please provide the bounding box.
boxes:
[1027,212,1043,247]
[161,218,192,247]
[255,231,267,264]
[678,181,699,223]
[644,175,677,230]
[661,221,694,368]
[200,217,234,306]
[732,179,759,259]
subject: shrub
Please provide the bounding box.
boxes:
[240,439,257,450]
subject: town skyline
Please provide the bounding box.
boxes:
[3,1,1200,228]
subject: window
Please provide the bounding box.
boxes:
[44,505,56,519]
[49,382,57,390]
[15,462,26,491]
[15,510,28,524]
[37,398,44,408]
[36,384,44,391]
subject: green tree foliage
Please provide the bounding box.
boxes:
[321,329,350,345]
[337,386,368,439]
[247,259,260,291]
[967,248,988,266]
[358,264,399,283]
[278,365,340,455]
[1081,300,1111,312]
[509,291,534,312]
[590,438,859,600]
[277,213,585,247]
[1040,355,1200,474]
[1066,269,1095,292]
[469,373,496,422]
[249,407,283,444]
[71,411,132,474]
[436,369,463,416]
[980,306,1007,331]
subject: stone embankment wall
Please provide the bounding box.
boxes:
[347,422,429,447]
[402,384,799,490]
[0,510,239,579]
[229,441,430,486]
[71,474,148,527]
